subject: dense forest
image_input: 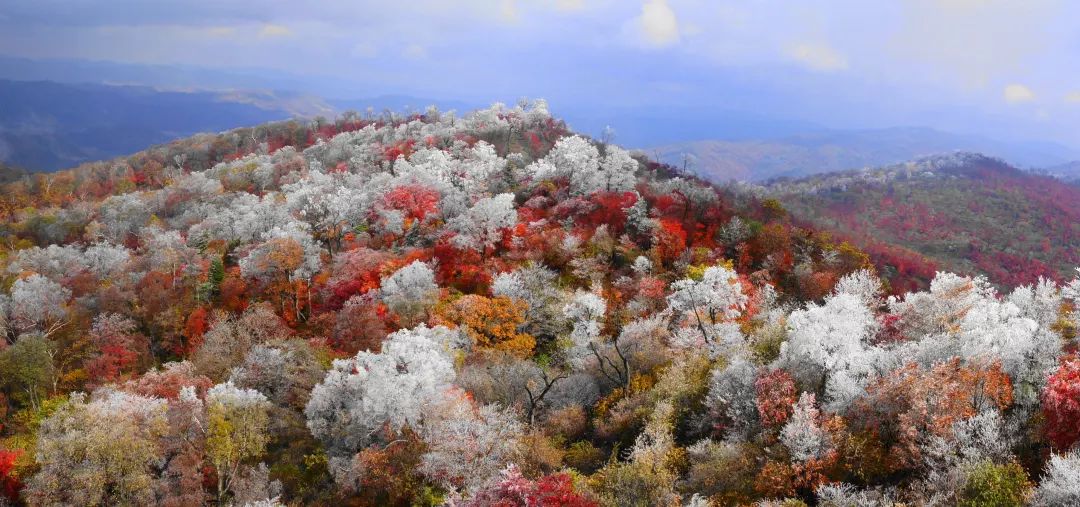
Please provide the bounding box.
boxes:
[1,102,1079,506]
[758,153,1080,291]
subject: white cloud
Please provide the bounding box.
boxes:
[500,0,520,23]
[258,24,292,38]
[787,42,848,71]
[403,43,428,60]
[891,0,1061,87]
[351,42,377,59]
[1004,84,1035,103]
[554,0,585,11]
[1065,91,1080,104]
[637,0,679,48]
[205,26,236,38]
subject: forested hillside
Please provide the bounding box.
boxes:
[0,162,28,185]
[1,103,1079,506]
[759,153,1080,290]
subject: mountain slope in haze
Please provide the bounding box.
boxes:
[0,79,322,171]
[1040,160,1080,182]
[760,153,1080,288]
[655,127,1080,182]
[0,161,28,184]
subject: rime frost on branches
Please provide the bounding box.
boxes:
[667,264,748,326]
[380,260,439,322]
[780,292,885,412]
[563,290,607,348]
[1032,452,1080,506]
[304,325,458,479]
[448,193,517,252]
[7,274,71,337]
[780,392,830,463]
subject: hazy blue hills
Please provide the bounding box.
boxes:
[0,79,305,171]
[650,126,1080,183]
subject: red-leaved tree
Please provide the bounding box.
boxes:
[1043,355,1080,449]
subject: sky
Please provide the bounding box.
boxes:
[2,0,1080,148]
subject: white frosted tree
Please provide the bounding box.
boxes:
[1033,452,1080,506]
[706,357,760,439]
[781,292,884,412]
[957,295,1061,413]
[1006,277,1063,329]
[533,135,602,196]
[832,269,884,309]
[564,289,607,348]
[780,393,830,463]
[492,264,562,338]
[448,193,517,253]
[597,145,638,193]
[27,390,169,506]
[304,325,457,481]
[667,264,748,343]
[418,392,523,493]
[8,274,71,337]
[283,170,371,253]
[888,271,996,337]
[380,260,439,324]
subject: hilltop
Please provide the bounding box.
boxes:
[651,127,1080,183]
[757,152,1080,289]
[0,104,1078,506]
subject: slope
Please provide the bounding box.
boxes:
[653,127,1080,182]
[762,153,1080,288]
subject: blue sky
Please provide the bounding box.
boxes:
[2,0,1080,148]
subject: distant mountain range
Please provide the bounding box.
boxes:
[758,153,1080,289]
[4,57,1080,186]
[0,79,475,171]
[0,79,299,171]
[1039,160,1080,182]
[651,127,1080,183]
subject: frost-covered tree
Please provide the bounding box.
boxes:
[27,390,168,506]
[706,357,760,439]
[491,263,562,338]
[780,292,884,412]
[533,136,597,194]
[304,325,458,480]
[888,272,996,338]
[98,192,157,242]
[229,340,324,410]
[596,145,639,193]
[667,264,748,343]
[418,393,523,493]
[1007,277,1063,329]
[282,169,378,252]
[380,260,439,325]
[956,295,1060,413]
[7,274,71,338]
[780,393,831,463]
[1032,452,1080,506]
[448,193,517,254]
[832,269,884,309]
[564,289,607,348]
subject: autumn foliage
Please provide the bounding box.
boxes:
[1043,355,1080,450]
